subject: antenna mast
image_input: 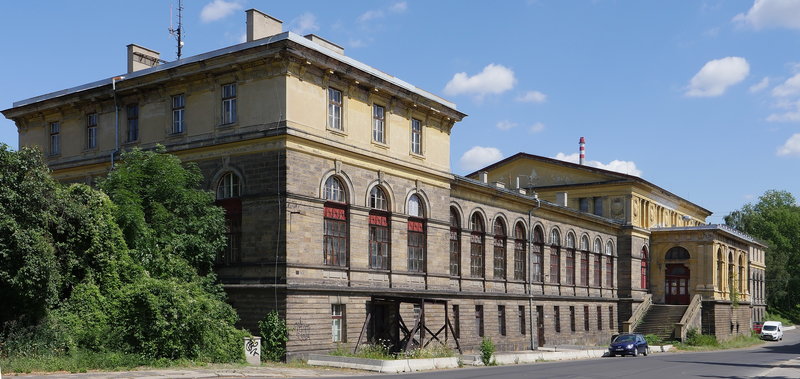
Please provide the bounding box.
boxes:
[168,0,184,59]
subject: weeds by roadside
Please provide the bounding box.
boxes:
[673,329,763,352]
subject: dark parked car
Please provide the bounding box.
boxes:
[608,333,649,357]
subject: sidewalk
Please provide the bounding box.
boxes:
[0,365,367,379]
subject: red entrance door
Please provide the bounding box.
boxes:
[665,264,690,305]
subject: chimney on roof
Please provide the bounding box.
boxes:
[579,136,586,165]
[304,34,345,55]
[479,171,488,184]
[246,9,283,42]
[556,192,568,207]
[127,44,160,73]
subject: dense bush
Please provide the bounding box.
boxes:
[480,337,495,366]
[259,310,289,362]
[685,329,718,346]
[0,145,244,365]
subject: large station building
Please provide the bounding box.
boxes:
[3,9,766,357]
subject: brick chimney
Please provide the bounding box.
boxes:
[127,44,160,73]
[246,9,283,42]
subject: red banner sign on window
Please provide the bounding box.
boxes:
[324,206,346,220]
[408,220,423,232]
[369,214,388,226]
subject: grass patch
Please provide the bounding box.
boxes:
[329,342,455,360]
[0,351,247,374]
[674,332,763,352]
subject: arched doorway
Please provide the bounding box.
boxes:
[665,264,690,304]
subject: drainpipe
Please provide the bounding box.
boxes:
[111,76,125,168]
[528,193,541,350]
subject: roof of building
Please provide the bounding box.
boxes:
[651,224,767,247]
[467,152,712,215]
[7,32,462,117]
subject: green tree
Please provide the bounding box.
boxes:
[725,190,800,311]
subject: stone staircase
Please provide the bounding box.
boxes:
[634,304,688,341]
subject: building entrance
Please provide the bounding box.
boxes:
[665,264,690,305]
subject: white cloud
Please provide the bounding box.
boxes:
[685,57,750,97]
[516,90,547,103]
[766,100,800,122]
[348,38,369,48]
[777,133,800,156]
[733,0,800,30]
[553,153,643,177]
[750,77,770,93]
[528,122,545,133]
[444,64,516,98]
[771,73,800,97]
[496,120,517,131]
[291,12,320,35]
[359,10,384,22]
[390,1,408,13]
[200,0,242,23]
[460,146,503,171]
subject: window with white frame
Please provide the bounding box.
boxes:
[172,94,185,134]
[331,304,345,342]
[372,104,385,143]
[86,113,97,149]
[222,83,237,124]
[328,88,342,130]
[411,118,422,155]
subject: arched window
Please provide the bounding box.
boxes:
[739,254,746,294]
[605,241,614,288]
[450,207,461,277]
[565,233,576,285]
[549,228,561,284]
[665,246,690,260]
[407,194,425,273]
[216,172,242,265]
[728,251,735,295]
[717,249,725,292]
[531,226,544,282]
[323,176,348,266]
[368,186,390,269]
[593,238,602,287]
[641,246,649,290]
[580,235,590,286]
[493,218,507,279]
[513,222,526,281]
[470,213,485,278]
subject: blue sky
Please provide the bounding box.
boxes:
[2,0,799,223]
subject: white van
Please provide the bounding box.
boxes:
[761,321,783,341]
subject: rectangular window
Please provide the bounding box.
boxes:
[519,306,526,335]
[328,88,342,130]
[514,239,525,281]
[369,214,390,269]
[566,250,575,285]
[554,306,561,333]
[49,122,60,156]
[407,220,425,272]
[172,94,185,134]
[494,236,506,279]
[324,205,348,266]
[597,306,603,330]
[581,252,589,286]
[453,304,460,338]
[549,248,560,283]
[593,197,603,216]
[579,197,589,212]
[372,104,385,143]
[411,118,422,155]
[584,305,590,331]
[450,228,460,276]
[86,113,97,149]
[570,306,576,332]
[470,232,484,277]
[594,255,602,287]
[222,83,237,124]
[609,306,614,330]
[332,304,345,342]
[498,305,506,336]
[126,104,139,142]
[475,305,484,337]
